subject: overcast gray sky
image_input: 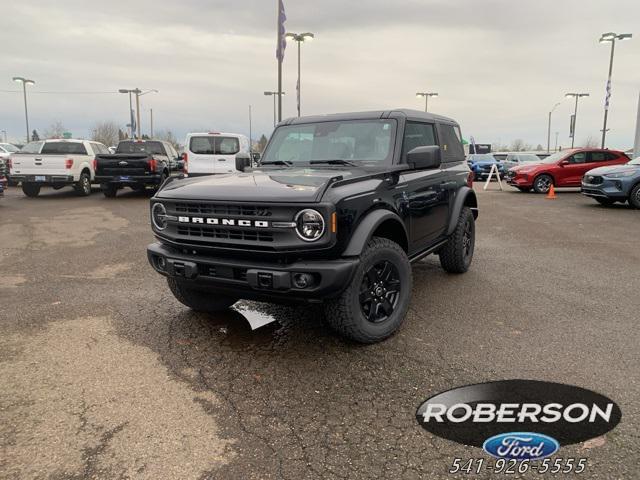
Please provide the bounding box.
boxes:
[1,0,638,149]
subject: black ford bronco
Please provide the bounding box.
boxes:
[147,110,477,343]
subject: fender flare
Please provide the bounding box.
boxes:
[343,209,407,257]
[447,187,478,235]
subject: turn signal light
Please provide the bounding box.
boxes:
[331,212,337,233]
[467,171,473,187]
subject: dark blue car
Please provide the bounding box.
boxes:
[467,154,505,181]
[581,156,640,208]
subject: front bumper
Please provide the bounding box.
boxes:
[96,174,162,185]
[147,242,359,303]
[581,179,628,200]
[9,174,75,185]
[505,173,532,187]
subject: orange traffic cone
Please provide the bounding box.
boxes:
[546,184,556,199]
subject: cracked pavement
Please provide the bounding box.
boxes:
[1,185,639,479]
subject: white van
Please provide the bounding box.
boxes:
[183,132,250,176]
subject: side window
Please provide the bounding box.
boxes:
[402,122,436,161]
[605,152,619,161]
[569,152,586,164]
[588,152,607,163]
[438,124,465,162]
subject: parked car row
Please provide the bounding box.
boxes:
[4,132,252,198]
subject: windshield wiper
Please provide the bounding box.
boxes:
[261,160,293,167]
[310,159,358,167]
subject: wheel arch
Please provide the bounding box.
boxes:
[447,187,478,236]
[343,209,408,256]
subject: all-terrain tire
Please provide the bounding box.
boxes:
[323,237,412,344]
[22,183,41,197]
[167,278,238,312]
[439,206,475,274]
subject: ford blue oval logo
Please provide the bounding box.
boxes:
[483,432,559,460]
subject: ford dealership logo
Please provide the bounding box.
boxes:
[415,380,622,449]
[483,432,559,460]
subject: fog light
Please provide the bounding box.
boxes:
[293,273,313,289]
[156,256,166,270]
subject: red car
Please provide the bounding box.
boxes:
[505,148,630,193]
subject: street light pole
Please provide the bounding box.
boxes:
[565,93,589,148]
[264,91,285,127]
[13,77,35,143]
[150,108,154,138]
[547,102,561,153]
[416,92,438,112]
[119,88,158,139]
[598,32,632,148]
[285,32,314,117]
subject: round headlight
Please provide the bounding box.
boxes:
[151,202,168,230]
[295,209,325,242]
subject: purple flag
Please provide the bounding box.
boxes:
[276,0,287,62]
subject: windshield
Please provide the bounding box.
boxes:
[0,144,19,153]
[628,156,640,165]
[117,141,165,155]
[540,151,570,164]
[520,154,541,162]
[262,119,396,165]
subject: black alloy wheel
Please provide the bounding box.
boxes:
[359,260,401,323]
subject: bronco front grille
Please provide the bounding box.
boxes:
[174,202,272,217]
[177,225,274,242]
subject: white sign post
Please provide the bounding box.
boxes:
[483,163,503,191]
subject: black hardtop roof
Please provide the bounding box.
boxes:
[281,109,459,127]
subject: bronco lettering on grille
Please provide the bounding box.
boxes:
[177,216,269,228]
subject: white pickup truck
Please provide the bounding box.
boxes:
[9,139,109,197]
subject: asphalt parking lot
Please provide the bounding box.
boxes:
[1,185,638,480]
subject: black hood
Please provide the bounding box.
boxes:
[156,167,374,203]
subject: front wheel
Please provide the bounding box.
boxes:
[629,184,640,209]
[439,206,475,273]
[323,237,412,343]
[167,278,238,312]
[22,183,41,197]
[533,174,553,194]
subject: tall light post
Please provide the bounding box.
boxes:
[598,32,632,148]
[416,92,438,112]
[264,91,285,127]
[547,102,561,153]
[565,93,589,148]
[119,88,158,139]
[285,32,314,117]
[13,77,35,143]
[118,89,135,138]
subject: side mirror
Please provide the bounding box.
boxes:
[559,159,569,166]
[407,145,441,170]
[251,152,261,164]
[235,153,252,172]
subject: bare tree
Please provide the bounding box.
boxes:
[44,121,67,139]
[257,134,269,152]
[91,121,120,147]
[582,135,598,148]
[155,129,181,150]
[510,139,526,152]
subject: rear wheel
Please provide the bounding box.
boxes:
[324,237,412,344]
[595,197,615,207]
[21,183,41,197]
[533,174,553,194]
[629,184,640,209]
[167,278,238,312]
[75,171,92,196]
[102,183,118,198]
[439,207,475,273]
